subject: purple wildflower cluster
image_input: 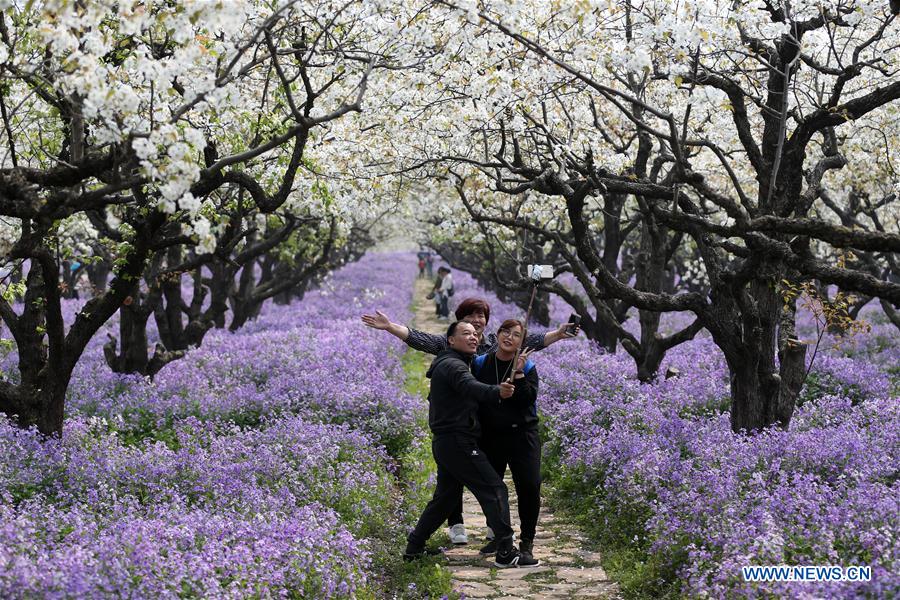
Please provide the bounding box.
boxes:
[59,256,422,453]
[0,416,376,598]
[1,253,425,597]
[451,268,899,599]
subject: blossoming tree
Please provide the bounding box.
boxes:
[362,0,900,432]
[0,0,422,435]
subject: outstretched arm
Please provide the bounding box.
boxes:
[405,328,449,355]
[361,310,410,341]
[361,310,449,355]
[532,321,580,349]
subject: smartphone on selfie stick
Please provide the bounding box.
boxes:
[566,313,581,336]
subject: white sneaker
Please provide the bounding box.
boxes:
[448,524,468,545]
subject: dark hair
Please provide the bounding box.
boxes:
[438,266,450,274]
[498,318,525,333]
[455,297,491,323]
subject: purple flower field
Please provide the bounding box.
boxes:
[449,269,898,599]
[0,254,897,598]
[0,253,425,598]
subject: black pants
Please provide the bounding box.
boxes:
[408,434,514,551]
[446,427,541,541]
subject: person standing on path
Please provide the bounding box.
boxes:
[362,297,579,544]
[429,270,445,317]
[471,318,542,563]
[436,266,453,320]
[403,321,540,568]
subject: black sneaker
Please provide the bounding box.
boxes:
[494,547,540,568]
[519,538,535,561]
[479,539,498,555]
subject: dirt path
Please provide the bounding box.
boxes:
[410,277,620,599]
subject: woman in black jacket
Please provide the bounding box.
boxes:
[471,318,542,562]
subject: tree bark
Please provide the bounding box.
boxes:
[728,358,768,432]
[104,296,152,374]
[86,260,110,294]
[880,298,900,333]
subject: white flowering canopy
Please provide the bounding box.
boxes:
[0,0,435,258]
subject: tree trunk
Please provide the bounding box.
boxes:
[880,298,900,333]
[208,262,233,330]
[86,261,110,294]
[726,347,806,433]
[118,301,151,372]
[2,209,166,436]
[103,255,185,378]
[635,340,666,383]
[713,286,807,433]
[228,259,260,331]
[530,291,551,327]
[157,246,188,350]
[273,290,292,305]
[12,379,70,437]
[631,217,667,381]
[105,297,185,378]
[104,289,154,375]
[588,312,619,353]
[774,289,806,427]
[595,330,618,353]
[776,338,807,428]
[229,303,256,331]
[728,358,770,432]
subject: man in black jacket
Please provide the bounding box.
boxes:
[403,321,539,568]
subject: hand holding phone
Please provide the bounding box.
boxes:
[566,313,581,336]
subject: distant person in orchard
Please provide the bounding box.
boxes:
[428,269,445,316]
[425,253,434,278]
[402,321,539,568]
[416,248,429,278]
[436,266,453,320]
[362,296,580,544]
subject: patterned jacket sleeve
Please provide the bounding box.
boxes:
[405,327,449,355]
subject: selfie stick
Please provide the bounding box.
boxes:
[508,266,542,383]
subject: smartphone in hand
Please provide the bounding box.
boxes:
[566,313,581,336]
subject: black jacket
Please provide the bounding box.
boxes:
[473,353,539,431]
[426,348,501,436]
